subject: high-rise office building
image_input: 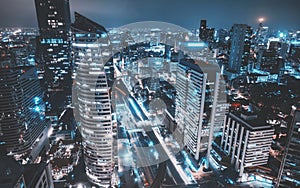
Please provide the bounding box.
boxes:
[35,0,71,116]
[267,40,289,59]
[289,44,300,64]
[23,162,54,188]
[175,59,226,161]
[199,19,215,44]
[216,29,229,44]
[221,110,274,177]
[258,49,283,74]
[72,13,113,187]
[199,20,207,41]
[0,54,49,162]
[0,152,53,188]
[276,104,300,187]
[228,24,252,74]
[0,154,26,188]
[255,20,269,47]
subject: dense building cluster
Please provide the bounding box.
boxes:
[0,1,299,188]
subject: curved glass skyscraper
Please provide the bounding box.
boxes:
[72,13,113,187]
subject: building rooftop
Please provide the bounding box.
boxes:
[0,156,24,187]
[72,12,107,34]
[23,162,48,188]
[179,59,221,81]
[229,110,273,131]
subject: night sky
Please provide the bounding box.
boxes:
[0,0,299,30]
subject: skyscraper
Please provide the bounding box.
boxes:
[276,104,300,187]
[175,59,225,161]
[228,24,252,74]
[0,154,25,188]
[199,19,215,44]
[0,153,54,188]
[72,13,113,187]
[217,29,228,42]
[289,44,300,64]
[199,20,207,41]
[35,0,71,116]
[221,111,274,177]
[254,19,269,47]
[259,49,283,74]
[0,53,49,162]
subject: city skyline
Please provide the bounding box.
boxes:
[0,0,300,30]
[1,1,300,187]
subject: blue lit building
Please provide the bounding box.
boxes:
[175,59,226,162]
[216,29,229,45]
[34,0,72,116]
[0,56,49,162]
[228,24,252,74]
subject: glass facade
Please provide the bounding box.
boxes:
[72,13,113,187]
[175,59,224,161]
[35,0,72,116]
[0,65,47,161]
[228,24,252,74]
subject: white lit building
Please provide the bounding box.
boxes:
[221,111,274,176]
[72,13,113,187]
[175,59,227,161]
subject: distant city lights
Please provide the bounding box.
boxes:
[279,32,285,38]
